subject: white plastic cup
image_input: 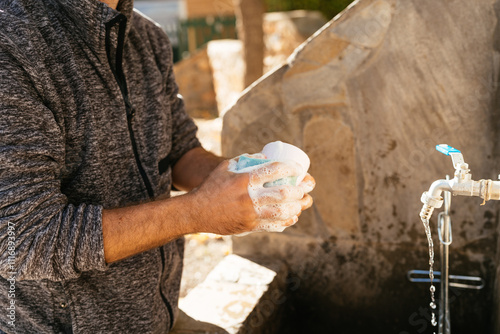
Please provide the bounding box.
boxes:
[261,141,310,184]
[230,141,310,186]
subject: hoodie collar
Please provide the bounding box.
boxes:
[53,0,134,52]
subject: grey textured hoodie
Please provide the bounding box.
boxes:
[0,0,200,333]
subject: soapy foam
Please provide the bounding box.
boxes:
[256,185,305,204]
[227,153,268,173]
[255,202,302,221]
[247,164,304,230]
[254,221,287,233]
[253,216,299,232]
[249,161,302,186]
[227,159,238,173]
[231,159,305,230]
[299,177,315,194]
[228,142,311,234]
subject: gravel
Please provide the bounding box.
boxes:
[180,234,232,298]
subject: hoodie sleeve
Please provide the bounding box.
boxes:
[0,42,108,281]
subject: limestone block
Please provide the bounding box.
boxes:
[303,113,360,235]
[193,117,223,156]
[329,0,393,48]
[174,255,287,334]
[263,10,327,72]
[173,47,218,118]
[207,40,246,116]
[221,66,296,156]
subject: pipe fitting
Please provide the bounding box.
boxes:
[479,179,500,201]
[427,179,453,200]
[421,191,444,209]
[420,179,450,221]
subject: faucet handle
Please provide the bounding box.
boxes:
[436,144,465,169]
[436,144,461,156]
[436,144,470,182]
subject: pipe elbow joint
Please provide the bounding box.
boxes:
[420,179,452,220]
[421,179,452,208]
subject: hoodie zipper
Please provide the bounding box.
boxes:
[104,14,175,330]
[105,15,154,199]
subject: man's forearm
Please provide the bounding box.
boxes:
[172,147,224,191]
[101,193,200,263]
[172,146,225,191]
[101,147,314,264]
[102,147,225,263]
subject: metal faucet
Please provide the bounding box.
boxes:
[420,144,500,220]
[416,144,492,334]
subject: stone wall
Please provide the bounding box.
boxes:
[221,0,500,333]
[173,46,218,118]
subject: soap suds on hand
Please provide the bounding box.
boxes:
[228,141,312,235]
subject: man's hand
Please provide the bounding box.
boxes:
[187,160,315,235]
[186,160,257,235]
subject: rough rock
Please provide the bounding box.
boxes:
[222,0,500,333]
[207,40,246,116]
[263,10,327,72]
[172,255,288,334]
[173,46,218,118]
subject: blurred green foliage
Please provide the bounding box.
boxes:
[264,0,353,20]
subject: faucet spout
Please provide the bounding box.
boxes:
[428,179,453,199]
[420,179,451,220]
